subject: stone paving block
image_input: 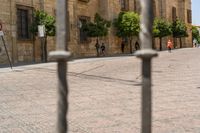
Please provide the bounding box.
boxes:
[0,48,200,132]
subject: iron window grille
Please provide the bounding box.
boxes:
[17,5,33,40]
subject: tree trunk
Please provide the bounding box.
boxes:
[173,38,176,49]
[32,36,36,62]
[152,38,155,49]
[40,37,44,62]
[129,38,132,53]
[159,37,162,51]
[179,37,182,48]
[44,36,47,62]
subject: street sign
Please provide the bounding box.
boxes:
[38,25,45,37]
[0,31,4,36]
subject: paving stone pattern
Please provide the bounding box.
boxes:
[0,48,200,133]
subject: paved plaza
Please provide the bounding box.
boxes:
[1,48,200,133]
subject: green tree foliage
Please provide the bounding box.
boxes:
[172,19,188,48]
[30,10,56,36]
[30,10,56,62]
[192,26,200,43]
[153,18,172,51]
[82,13,111,42]
[197,37,200,44]
[114,11,140,53]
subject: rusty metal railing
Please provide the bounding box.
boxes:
[50,0,157,132]
[49,0,70,132]
[136,0,158,133]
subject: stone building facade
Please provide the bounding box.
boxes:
[0,0,55,64]
[68,0,192,57]
[152,0,192,49]
[0,0,192,64]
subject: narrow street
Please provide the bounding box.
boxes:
[0,48,200,133]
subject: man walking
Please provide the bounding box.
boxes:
[95,41,100,56]
[101,43,105,56]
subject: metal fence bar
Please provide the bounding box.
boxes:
[49,0,70,132]
[135,0,158,133]
[1,36,13,69]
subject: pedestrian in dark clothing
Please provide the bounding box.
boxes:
[95,42,100,56]
[135,41,140,50]
[101,43,105,56]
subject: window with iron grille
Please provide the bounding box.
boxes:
[187,9,192,23]
[133,0,137,12]
[17,6,32,40]
[121,0,129,11]
[79,16,90,43]
[172,7,177,22]
[153,0,156,17]
[78,0,89,3]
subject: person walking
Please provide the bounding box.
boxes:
[135,41,140,50]
[95,41,100,56]
[101,43,105,56]
[167,39,173,53]
[121,41,125,53]
[194,43,197,48]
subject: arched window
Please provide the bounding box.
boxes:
[79,16,90,43]
[153,0,156,17]
[121,0,129,11]
[172,7,177,22]
[158,0,163,18]
[134,0,137,12]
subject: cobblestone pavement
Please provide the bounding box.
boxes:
[1,48,200,133]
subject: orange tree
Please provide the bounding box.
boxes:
[114,11,140,53]
[30,10,55,62]
[192,26,200,44]
[82,13,111,46]
[172,19,188,48]
[153,18,172,51]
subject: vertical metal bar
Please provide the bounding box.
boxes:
[40,38,44,62]
[31,0,35,62]
[140,0,154,50]
[39,0,45,63]
[1,36,12,69]
[142,58,151,133]
[10,0,14,64]
[135,0,158,133]
[49,0,70,132]
[57,61,67,132]
[56,0,67,51]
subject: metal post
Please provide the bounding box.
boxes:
[40,37,44,62]
[135,0,158,133]
[31,0,36,62]
[49,0,70,132]
[39,0,45,63]
[1,36,12,69]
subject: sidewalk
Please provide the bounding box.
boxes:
[1,48,200,132]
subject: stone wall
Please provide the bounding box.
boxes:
[67,0,192,56]
[153,0,192,50]
[0,0,55,64]
[0,0,192,64]
[0,0,13,64]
